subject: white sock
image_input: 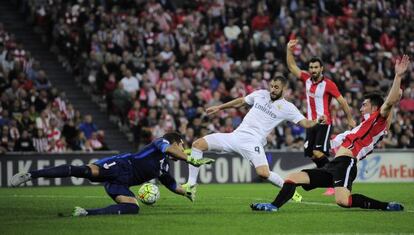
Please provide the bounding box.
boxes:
[187,147,203,186]
[267,171,284,188]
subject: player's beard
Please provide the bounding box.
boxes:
[311,72,321,81]
[270,92,282,101]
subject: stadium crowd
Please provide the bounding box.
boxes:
[0,23,108,153]
[4,0,414,153]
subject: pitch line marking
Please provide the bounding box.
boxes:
[1,194,412,213]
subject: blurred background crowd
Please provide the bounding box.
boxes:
[1,0,413,153]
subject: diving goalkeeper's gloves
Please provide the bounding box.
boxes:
[184,148,192,155]
[186,156,215,167]
[182,183,197,202]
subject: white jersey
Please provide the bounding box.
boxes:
[234,89,306,146]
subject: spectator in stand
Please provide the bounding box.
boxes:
[73,131,92,152]
[62,119,78,150]
[88,131,105,151]
[32,128,48,153]
[103,73,117,113]
[13,0,414,152]
[120,69,139,95]
[34,90,49,112]
[46,117,61,144]
[34,70,51,90]
[49,137,67,153]
[0,23,99,154]
[0,125,12,152]
[399,89,414,112]
[128,100,146,149]
[78,114,98,139]
[14,130,35,151]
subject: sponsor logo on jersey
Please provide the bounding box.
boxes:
[254,103,278,119]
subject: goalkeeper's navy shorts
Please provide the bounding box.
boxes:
[92,156,136,200]
[301,156,357,191]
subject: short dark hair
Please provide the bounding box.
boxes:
[308,57,324,67]
[270,75,288,86]
[364,92,384,109]
[162,132,183,144]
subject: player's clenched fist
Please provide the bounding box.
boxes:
[287,39,298,51]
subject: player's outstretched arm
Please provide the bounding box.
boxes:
[380,55,410,118]
[176,184,197,202]
[286,39,303,78]
[336,95,356,128]
[206,97,246,115]
[297,116,326,128]
[166,144,189,161]
[158,173,196,202]
[166,145,215,167]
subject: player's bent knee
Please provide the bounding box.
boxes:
[192,138,208,151]
[256,170,270,179]
[335,198,350,208]
[285,172,301,183]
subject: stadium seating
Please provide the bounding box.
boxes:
[1,0,413,152]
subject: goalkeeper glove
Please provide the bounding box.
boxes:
[182,183,197,202]
[184,148,192,155]
[186,157,215,167]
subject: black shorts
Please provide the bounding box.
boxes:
[304,124,332,158]
[301,156,357,191]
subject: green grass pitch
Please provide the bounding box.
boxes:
[1,183,413,235]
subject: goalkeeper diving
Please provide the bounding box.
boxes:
[10,132,214,216]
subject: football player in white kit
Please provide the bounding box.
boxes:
[184,75,325,202]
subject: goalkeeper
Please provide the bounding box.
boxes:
[10,132,214,216]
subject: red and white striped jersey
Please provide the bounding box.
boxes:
[331,111,387,160]
[300,71,341,124]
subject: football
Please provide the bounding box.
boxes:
[138,183,160,205]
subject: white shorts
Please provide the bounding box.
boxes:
[204,132,268,167]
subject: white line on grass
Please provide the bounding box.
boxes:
[1,194,412,213]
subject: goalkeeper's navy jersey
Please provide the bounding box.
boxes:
[94,138,171,186]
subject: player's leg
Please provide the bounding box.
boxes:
[346,192,404,211]
[186,137,208,187]
[255,165,303,202]
[334,186,403,211]
[10,164,97,187]
[271,172,311,207]
[251,147,283,188]
[73,183,139,216]
[10,154,121,186]
[304,126,316,160]
[247,142,306,209]
[186,133,234,187]
[312,124,334,195]
[255,165,283,188]
[311,124,332,168]
[251,168,333,211]
[332,157,403,211]
[251,171,311,211]
[236,142,283,187]
[241,144,304,199]
[239,142,303,201]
